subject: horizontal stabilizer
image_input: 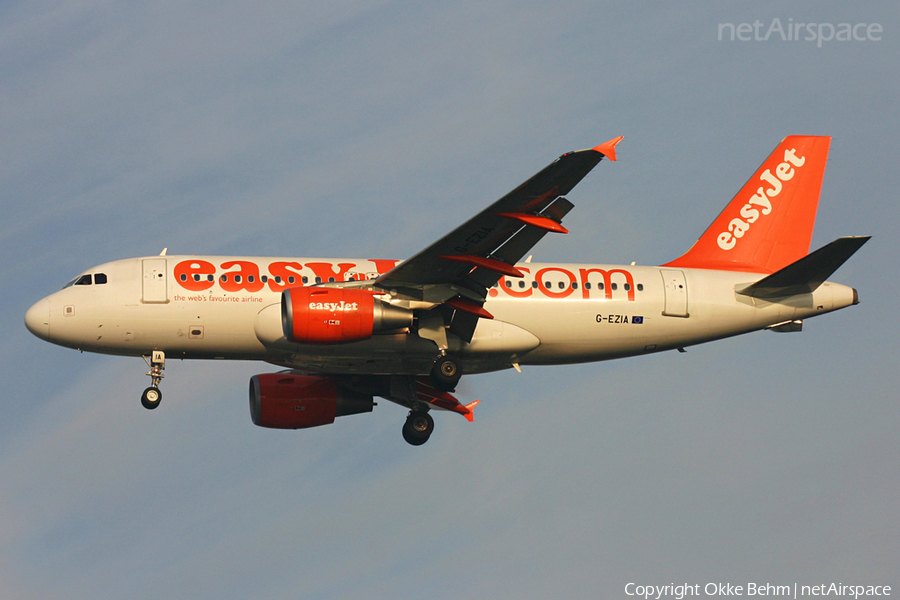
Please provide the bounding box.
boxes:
[736,236,870,299]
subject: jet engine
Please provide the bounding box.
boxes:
[249,373,374,429]
[281,287,412,344]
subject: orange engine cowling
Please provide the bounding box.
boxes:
[281,287,412,344]
[249,373,374,429]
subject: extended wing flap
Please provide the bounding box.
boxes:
[736,236,870,299]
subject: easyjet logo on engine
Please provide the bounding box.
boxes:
[717,147,806,250]
[308,301,359,312]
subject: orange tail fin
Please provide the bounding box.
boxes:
[664,136,831,273]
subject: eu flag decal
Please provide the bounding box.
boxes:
[631,316,644,324]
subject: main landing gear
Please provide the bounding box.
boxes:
[395,355,470,445]
[141,351,165,410]
[430,355,462,392]
[402,410,434,446]
[394,355,462,445]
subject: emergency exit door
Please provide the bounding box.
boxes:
[661,269,688,317]
[142,258,168,304]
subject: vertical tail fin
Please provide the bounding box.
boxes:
[664,136,831,273]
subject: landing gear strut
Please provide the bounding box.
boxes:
[402,410,434,446]
[430,355,462,392]
[141,350,165,410]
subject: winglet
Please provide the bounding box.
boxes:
[593,136,624,161]
[462,400,480,422]
[414,379,481,422]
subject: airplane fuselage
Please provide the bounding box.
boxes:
[26,255,858,376]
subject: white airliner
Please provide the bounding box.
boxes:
[24,135,868,445]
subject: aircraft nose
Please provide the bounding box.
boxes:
[25,298,50,340]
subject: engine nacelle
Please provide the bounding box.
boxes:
[281,287,412,344]
[249,373,374,429]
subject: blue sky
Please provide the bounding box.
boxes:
[2,2,898,598]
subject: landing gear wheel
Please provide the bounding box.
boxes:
[141,386,162,410]
[430,355,462,392]
[141,351,166,410]
[402,411,434,446]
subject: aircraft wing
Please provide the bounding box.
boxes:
[374,137,623,308]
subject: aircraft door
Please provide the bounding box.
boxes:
[142,258,169,304]
[661,269,688,317]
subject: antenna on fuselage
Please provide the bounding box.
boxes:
[159,248,168,256]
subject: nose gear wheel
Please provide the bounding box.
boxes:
[141,386,162,410]
[141,351,166,410]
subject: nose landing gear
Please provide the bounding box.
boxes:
[141,351,165,410]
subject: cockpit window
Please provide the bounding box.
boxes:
[62,274,97,289]
[94,273,107,284]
